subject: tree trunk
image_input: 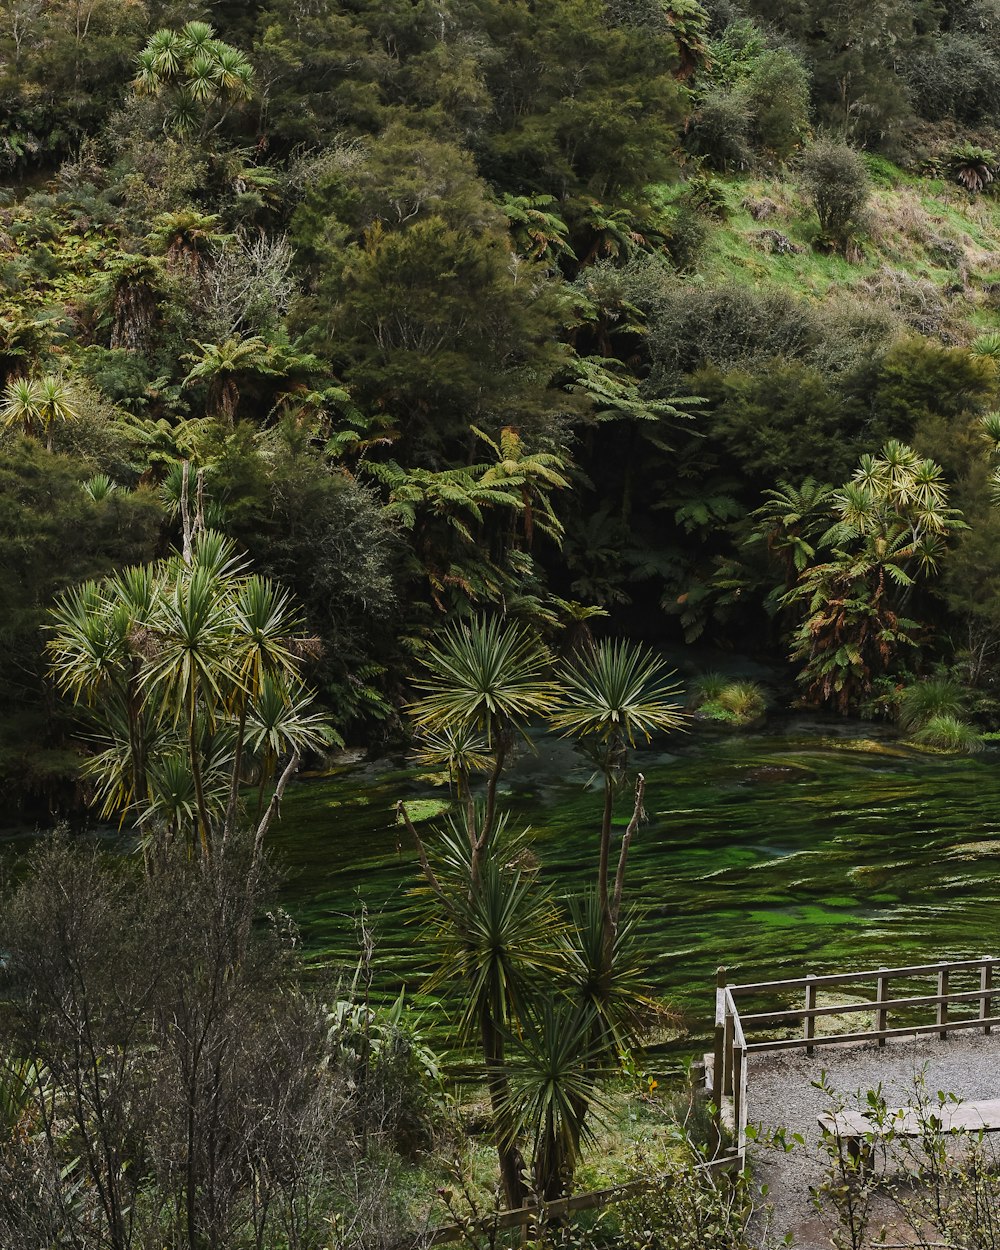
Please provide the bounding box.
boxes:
[480,1008,526,1210]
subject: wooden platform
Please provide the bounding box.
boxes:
[819,1098,1000,1140]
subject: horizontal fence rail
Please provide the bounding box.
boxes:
[426,1153,739,1245]
[712,956,1000,1160]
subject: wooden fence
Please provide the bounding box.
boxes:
[713,955,1000,1159]
[424,1152,739,1246]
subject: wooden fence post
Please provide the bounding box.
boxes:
[713,967,727,1099]
[732,1041,745,1146]
[876,968,888,1047]
[804,974,817,1056]
[723,1004,734,1096]
[982,960,993,1036]
[937,961,949,1040]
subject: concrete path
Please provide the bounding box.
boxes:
[746,1031,1000,1248]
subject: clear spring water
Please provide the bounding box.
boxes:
[269,720,1000,1047]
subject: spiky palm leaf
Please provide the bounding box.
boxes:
[409,616,557,744]
[243,673,332,759]
[568,892,663,1056]
[550,639,685,749]
[0,377,42,439]
[421,816,568,1041]
[499,997,609,1199]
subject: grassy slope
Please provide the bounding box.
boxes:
[660,159,1000,340]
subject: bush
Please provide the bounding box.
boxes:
[799,139,871,252]
[911,713,983,753]
[628,273,896,388]
[666,204,709,272]
[907,34,1000,125]
[687,87,752,171]
[896,676,967,733]
[745,48,811,159]
[0,839,435,1250]
[615,1139,764,1249]
[691,675,767,726]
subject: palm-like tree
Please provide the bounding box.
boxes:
[416,814,568,1208]
[784,443,964,710]
[408,616,557,865]
[550,639,685,976]
[133,21,253,137]
[499,997,607,1202]
[1,374,79,450]
[403,622,685,1204]
[0,378,42,441]
[48,531,330,863]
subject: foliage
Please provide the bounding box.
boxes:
[910,713,983,753]
[784,442,964,712]
[133,22,253,138]
[799,140,871,253]
[47,528,333,859]
[0,838,429,1250]
[404,620,685,1206]
[896,675,967,733]
[812,1071,1000,1250]
[692,677,768,726]
[0,373,79,451]
[616,1143,767,1250]
[0,440,162,811]
[949,143,997,194]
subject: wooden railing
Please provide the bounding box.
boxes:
[426,1154,738,1246]
[712,956,1000,1159]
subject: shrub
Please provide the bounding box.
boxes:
[627,273,896,388]
[666,204,709,273]
[896,676,967,732]
[745,48,811,159]
[615,1138,763,1249]
[687,87,752,171]
[798,139,871,252]
[911,713,983,753]
[906,34,1000,125]
[692,675,767,726]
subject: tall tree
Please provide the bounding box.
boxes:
[48,529,331,862]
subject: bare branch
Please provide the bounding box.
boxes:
[396,800,446,904]
[252,752,300,866]
[611,773,645,928]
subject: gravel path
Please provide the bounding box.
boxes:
[747,1031,1000,1247]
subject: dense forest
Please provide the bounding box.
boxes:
[6,1,1000,1245]
[8,0,1000,815]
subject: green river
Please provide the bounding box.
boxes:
[268,720,1000,1048]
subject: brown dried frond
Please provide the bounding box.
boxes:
[127,625,162,661]
[289,635,323,662]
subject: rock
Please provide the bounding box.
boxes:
[754,228,804,256]
[743,196,780,220]
[329,747,367,766]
